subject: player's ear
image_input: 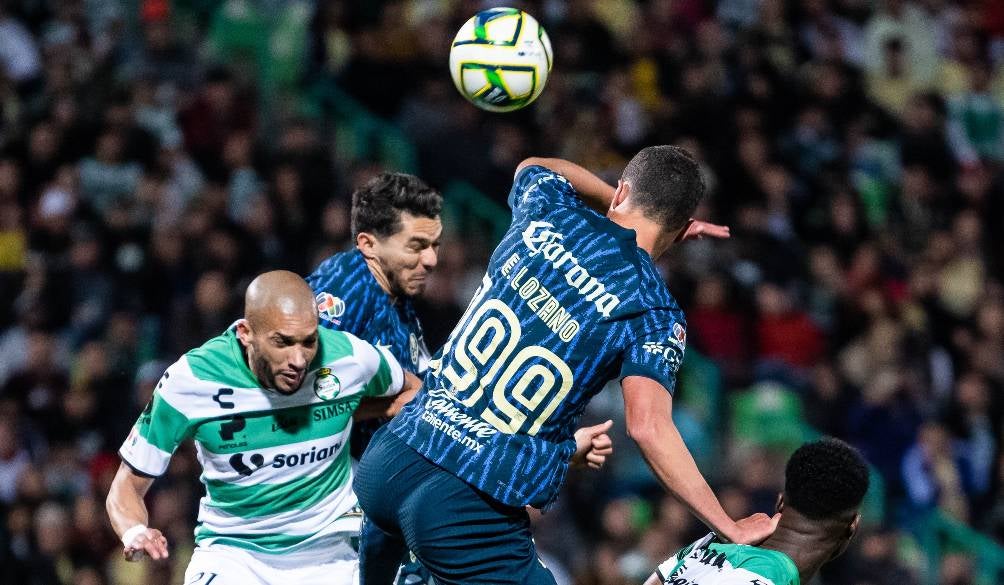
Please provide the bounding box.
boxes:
[829,512,862,561]
[611,179,630,210]
[235,319,253,346]
[775,493,784,514]
[356,231,379,259]
[848,513,861,540]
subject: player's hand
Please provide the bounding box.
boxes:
[721,512,781,545]
[571,420,614,470]
[674,218,730,243]
[123,527,169,561]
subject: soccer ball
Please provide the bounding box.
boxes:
[449,8,553,113]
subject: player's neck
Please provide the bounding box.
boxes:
[759,523,836,584]
[606,210,672,259]
[363,256,397,301]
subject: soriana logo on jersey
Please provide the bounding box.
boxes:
[313,368,341,400]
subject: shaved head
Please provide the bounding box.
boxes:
[237,271,320,394]
[244,270,317,330]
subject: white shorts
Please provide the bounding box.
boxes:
[183,543,358,585]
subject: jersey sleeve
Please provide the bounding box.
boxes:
[346,334,406,398]
[656,533,716,582]
[619,313,687,395]
[508,164,583,214]
[654,557,676,583]
[307,257,369,336]
[118,363,196,477]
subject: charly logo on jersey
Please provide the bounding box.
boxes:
[313,367,341,400]
[316,292,345,325]
[520,220,621,317]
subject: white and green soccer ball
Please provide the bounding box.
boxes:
[449,8,553,113]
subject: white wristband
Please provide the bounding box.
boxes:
[121,524,148,548]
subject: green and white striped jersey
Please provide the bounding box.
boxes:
[119,325,404,560]
[655,533,800,585]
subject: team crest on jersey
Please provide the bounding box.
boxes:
[409,333,421,368]
[316,292,345,325]
[313,367,341,400]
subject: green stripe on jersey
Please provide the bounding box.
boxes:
[194,396,359,454]
[194,530,315,552]
[363,350,392,397]
[139,392,195,452]
[665,537,800,585]
[194,514,356,553]
[310,327,355,369]
[203,448,350,518]
[186,329,259,387]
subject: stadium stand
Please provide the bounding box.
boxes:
[1,1,1003,584]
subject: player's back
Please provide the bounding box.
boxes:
[654,533,799,585]
[389,165,688,508]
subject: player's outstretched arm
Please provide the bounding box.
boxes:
[516,157,616,213]
[642,572,663,585]
[622,376,779,545]
[106,462,170,561]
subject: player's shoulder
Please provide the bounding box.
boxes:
[656,533,718,581]
[314,327,393,369]
[514,164,573,191]
[728,546,799,585]
[607,254,684,323]
[634,253,681,308]
[307,249,371,295]
[308,250,379,330]
[509,164,582,212]
[314,326,360,365]
[314,328,402,395]
[180,327,261,391]
[309,248,362,276]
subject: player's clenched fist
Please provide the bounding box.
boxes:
[572,420,614,470]
[122,525,169,561]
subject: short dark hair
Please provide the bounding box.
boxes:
[785,438,870,520]
[351,173,442,239]
[621,145,704,232]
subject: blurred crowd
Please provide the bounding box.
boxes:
[1,0,1003,584]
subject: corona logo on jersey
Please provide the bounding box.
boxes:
[313,368,341,400]
[316,292,345,325]
[521,221,621,317]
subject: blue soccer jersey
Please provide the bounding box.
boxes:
[307,250,432,457]
[389,165,688,508]
[307,250,431,375]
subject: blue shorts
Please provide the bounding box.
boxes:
[354,427,557,585]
